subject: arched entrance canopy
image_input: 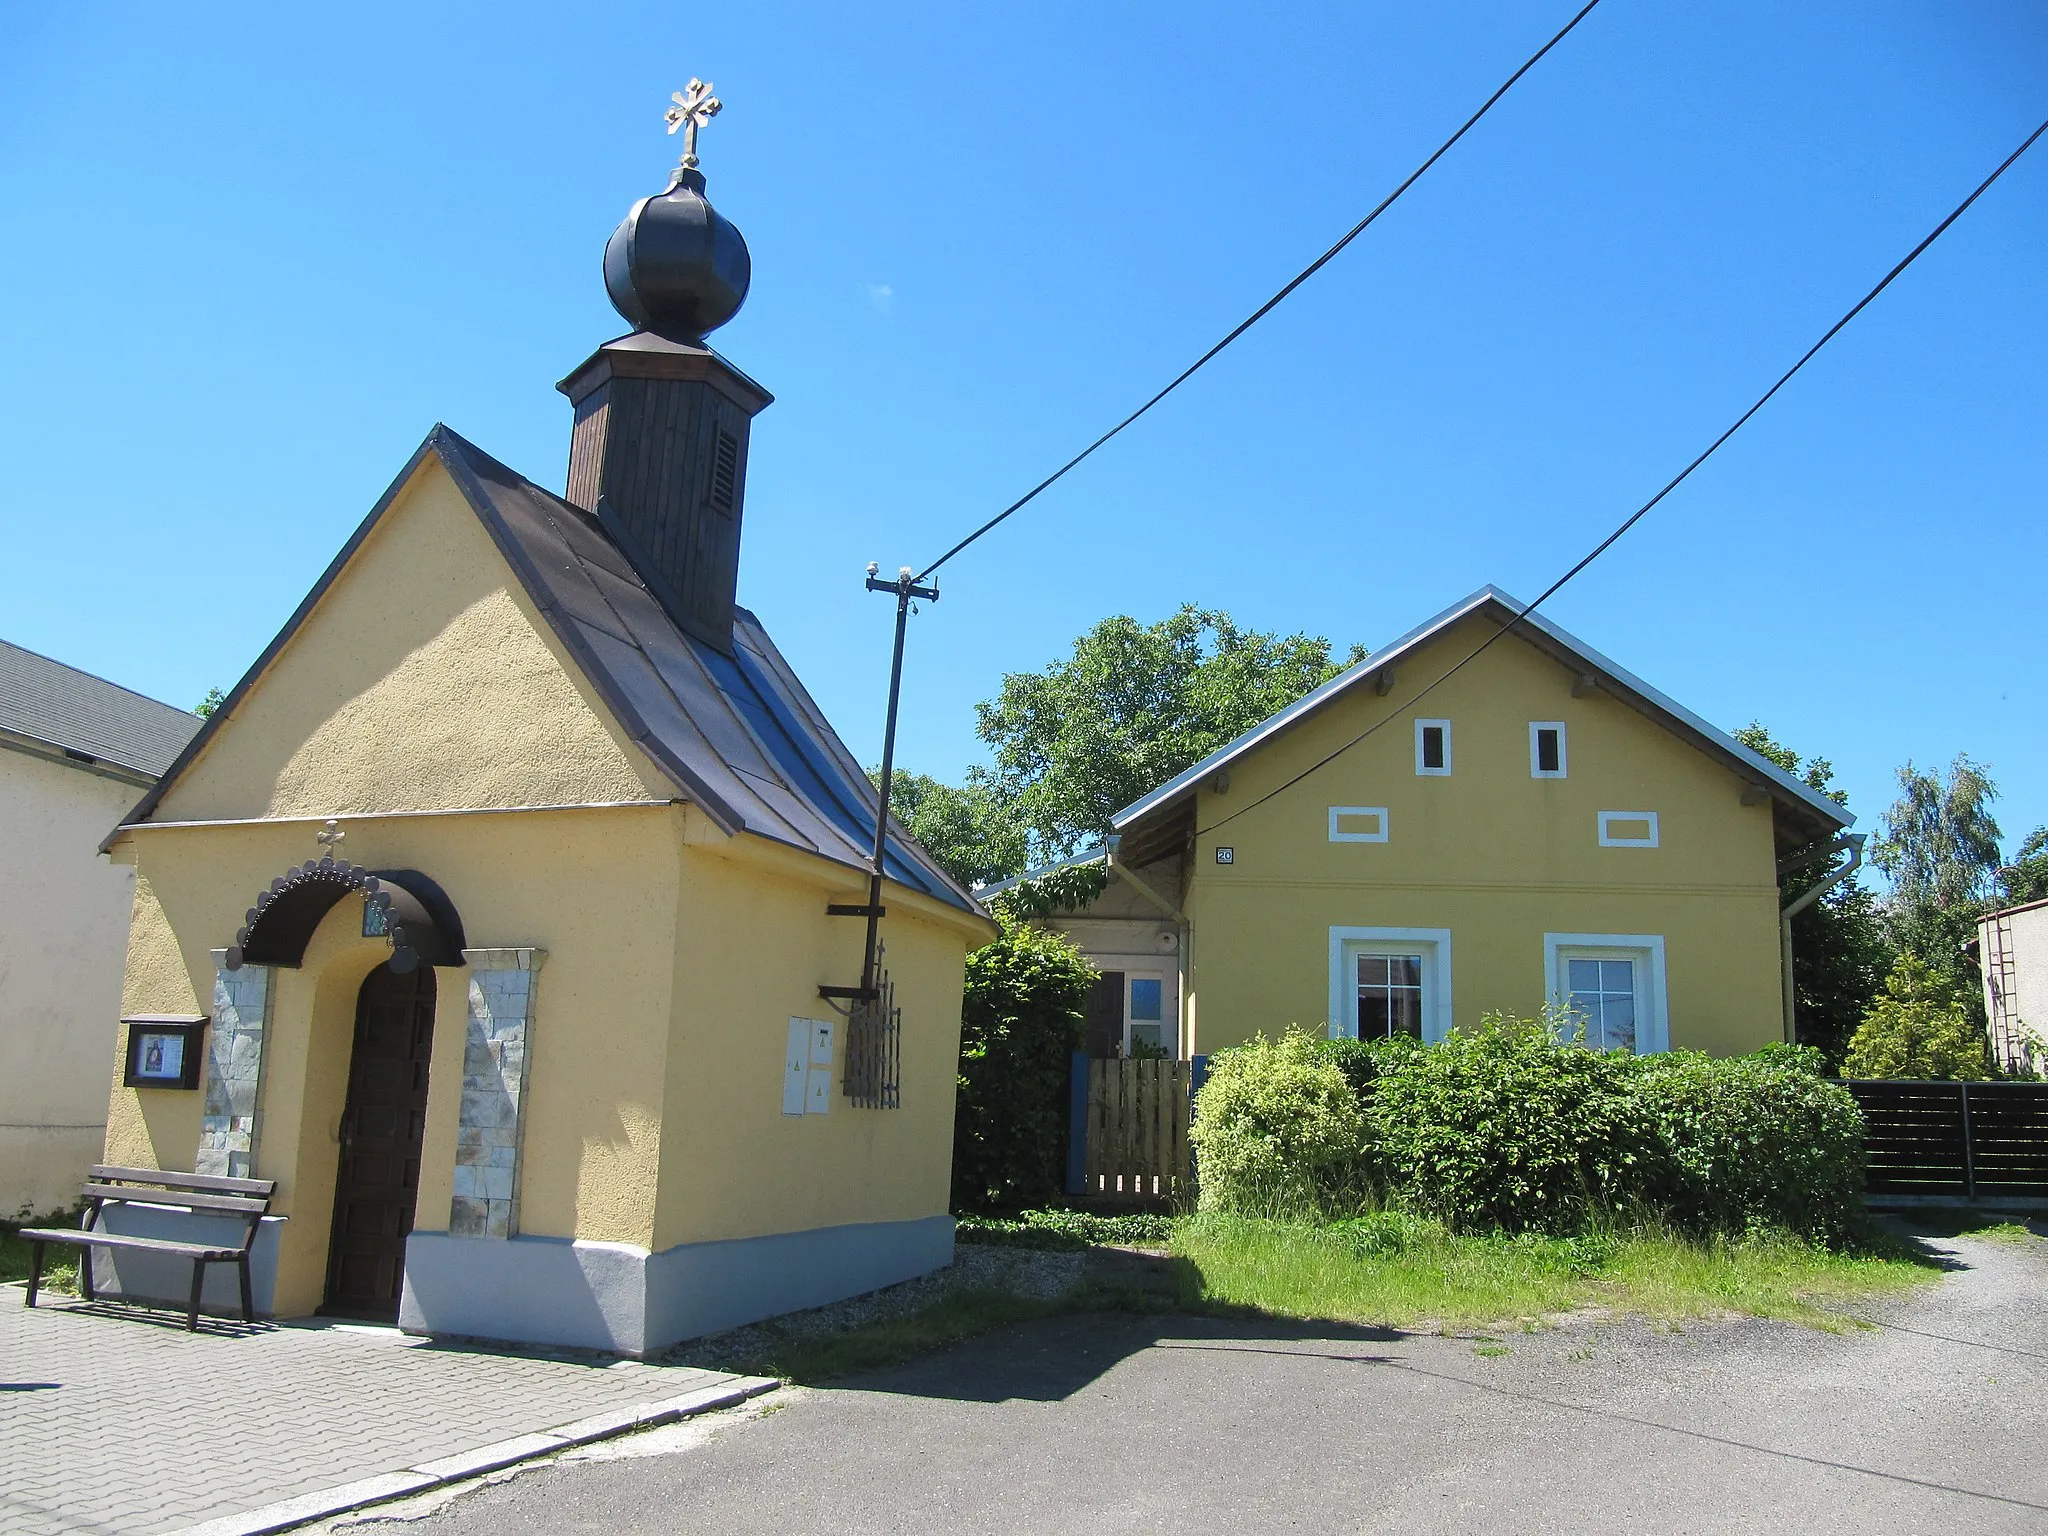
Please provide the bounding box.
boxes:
[225,855,465,973]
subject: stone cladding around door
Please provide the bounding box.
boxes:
[452,948,546,1238]
[197,951,272,1178]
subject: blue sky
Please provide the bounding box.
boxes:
[4,2,2044,857]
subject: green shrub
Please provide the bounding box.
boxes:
[1631,1051,1866,1244]
[1190,1030,1371,1217]
[1197,1016,1872,1245]
[952,916,1096,1213]
[1745,1041,1830,1076]
[1367,1011,1650,1235]
[1316,1033,1424,1100]
[1842,954,1991,1080]
[955,1209,1173,1250]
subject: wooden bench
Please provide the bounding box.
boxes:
[21,1165,277,1331]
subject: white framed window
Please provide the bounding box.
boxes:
[1328,806,1389,843]
[1126,974,1166,1056]
[1530,722,1567,778]
[1415,719,1452,776]
[1329,927,1453,1044]
[1597,810,1659,848]
[1544,934,1668,1054]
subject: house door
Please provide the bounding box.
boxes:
[1087,971,1126,1059]
[325,962,436,1319]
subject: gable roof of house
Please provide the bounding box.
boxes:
[1112,585,1852,855]
[109,426,983,918]
[0,638,201,783]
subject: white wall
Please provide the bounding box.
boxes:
[1983,903,2048,1076]
[0,747,142,1214]
[1032,856,1186,1057]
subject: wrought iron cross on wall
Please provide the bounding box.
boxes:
[665,78,722,171]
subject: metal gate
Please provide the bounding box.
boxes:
[1843,1079,2048,1202]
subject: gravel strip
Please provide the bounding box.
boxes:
[660,1245,1093,1374]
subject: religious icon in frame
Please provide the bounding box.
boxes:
[122,1015,206,1089]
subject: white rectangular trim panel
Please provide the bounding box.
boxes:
[1415,719,1452,776]
[1530,721,1567,778]
[786,1018,836,1114]
[1329,806,1390,843]
[1544,933,1669,1054]
[1329,926,1454,1045]
[1597,810,1659,848]
[782,1018,810,1115]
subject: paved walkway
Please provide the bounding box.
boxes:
[0,1289,760,1535]
[390,1225,2048,1534]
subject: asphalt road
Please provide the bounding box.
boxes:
[364,1226,2048,1534]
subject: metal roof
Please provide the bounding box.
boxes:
[0,638,200,780]
[1112,585,1853,839]
[111,427,984,919]
[973,844,1107,898]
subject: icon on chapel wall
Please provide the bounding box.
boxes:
[122,1016,206,1089]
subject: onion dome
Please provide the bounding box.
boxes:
[603,81,752,342]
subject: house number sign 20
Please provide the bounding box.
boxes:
[1214,847,1234,865]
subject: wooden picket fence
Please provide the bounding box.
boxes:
[1069,1056,1194,1205]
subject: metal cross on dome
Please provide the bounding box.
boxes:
[665,79,722,171]
[315,819,345,856]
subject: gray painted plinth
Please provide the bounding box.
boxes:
[87,1205,284,1315]
[400,1214,956,1355]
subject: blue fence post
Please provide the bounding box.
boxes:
[1065,1050,1089,1197]
[1190,1053,1211,1100]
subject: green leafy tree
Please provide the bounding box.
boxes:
[1841,953,1990,1080]
[880,771,1028,889]
[976,606,1365,859]
[1872,755,2003,1022]
[195,687,226,718]
[1732,724,1890,1068]
[952,915,1096,1213]
[2000,826,2048,906]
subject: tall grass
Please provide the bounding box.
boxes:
[1170,1211,1932,1332]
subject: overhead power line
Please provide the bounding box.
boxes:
[1198,111,2048,841]
[913,0,1606,582]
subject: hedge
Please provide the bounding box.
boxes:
[1192,1015,1866,1242]
[952,916,1095,1214]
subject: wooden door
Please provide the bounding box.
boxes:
[1086,971,1126,1060]
[325,963,437,1319]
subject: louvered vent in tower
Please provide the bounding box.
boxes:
[709,429,740,514]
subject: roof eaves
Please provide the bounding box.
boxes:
[1109,584,1851,835]
[973,845,1109,898]
[1502,600,1852,832]
[100,430,450,852]
[1,727,159,788]
[429,429,749,839]
[1110,586,1506,830]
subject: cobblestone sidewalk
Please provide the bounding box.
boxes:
[0,1288,769,1535]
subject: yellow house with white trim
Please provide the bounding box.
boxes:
[1010,588,1851,1061]
[91,149,992,1354]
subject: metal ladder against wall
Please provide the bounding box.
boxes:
[1986,913,2026,1075]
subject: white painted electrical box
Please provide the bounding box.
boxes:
[785,1017,835,1115]
[807,1018,834,1114]
[782,1018,809,1116]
